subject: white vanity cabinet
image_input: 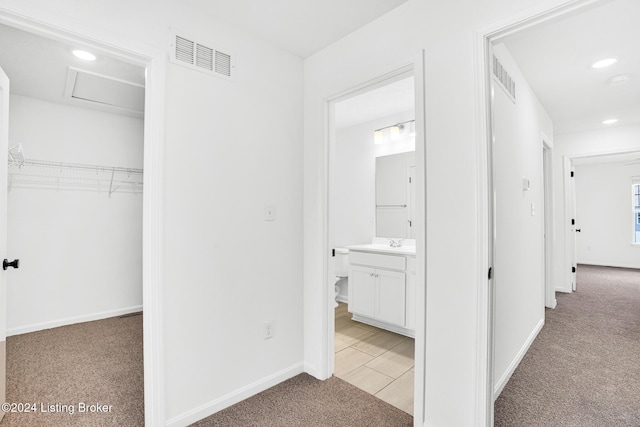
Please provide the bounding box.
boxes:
[347,248,416,337]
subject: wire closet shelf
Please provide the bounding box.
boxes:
[7,144,143,196]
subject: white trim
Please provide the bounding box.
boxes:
[542,135,556,309]
[472,28,493,427]
[165,363,304,427]
[6,306,143,336]
[351,314,415,338]
[493,317,544,398]
[0,6,166,427]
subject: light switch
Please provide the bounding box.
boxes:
[264,204,275,221]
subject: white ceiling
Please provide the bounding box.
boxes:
[1,0,637,140]
[335,77,414,129]
[178,0,409,58]
[0,23,145,116]
[501,0,640,135]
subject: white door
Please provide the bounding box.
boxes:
[0,65,9,421]
[569,164,578,291]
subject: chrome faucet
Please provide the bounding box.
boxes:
[389,239,404,248]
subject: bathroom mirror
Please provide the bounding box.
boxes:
[375,151,415,238]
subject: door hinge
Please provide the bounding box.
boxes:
[488,267,493,280]
[332,248,335,257]
[572,218,575,225]
[409,220,412,227]
[571,171,574,177]
[409,177,412,183]
[572,266,576,273]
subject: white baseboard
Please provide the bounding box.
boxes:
[303,361,320,379]
[166,362,304,427]
[493,317,544,399]
[6,305,143,336]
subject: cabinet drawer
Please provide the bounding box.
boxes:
[349,251,405,271]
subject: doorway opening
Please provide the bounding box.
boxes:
[331,73,416,414]
[478,0,640,424]
[0,20,145,421]
[0,9,165,424]
[323,56,426,425]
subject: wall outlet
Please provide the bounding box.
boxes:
[264,321,274,339]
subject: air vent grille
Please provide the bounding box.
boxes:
[492,55,516,102]
[170,30,234,80]
[215,51,232,77]
[175,36,194,64]
[196,44,213,71]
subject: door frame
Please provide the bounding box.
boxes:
[322,54,426,425]
[0,6,166,426]
[542,135,556,308]
[563,148,640,291]
[473,0,603,424]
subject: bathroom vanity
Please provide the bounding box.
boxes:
[346,241,416,338]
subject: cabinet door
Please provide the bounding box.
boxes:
[376,269,406,326]
[348,266,376,318]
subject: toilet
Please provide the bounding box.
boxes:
[334,248,349,308]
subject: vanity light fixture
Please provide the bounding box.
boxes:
[373,120,415,144]
[602,118,618,125]
[72,49,96,61]
[374,130,384,145]
[389,125,401,141]
[591,58,617,69]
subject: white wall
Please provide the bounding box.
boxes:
[303,1,571,425]
[332,110,414,249]
[6,94,143,335]
[574,161,640,268]
[1,1,304,425]
[491,44,551,396]
[552,124,640,292]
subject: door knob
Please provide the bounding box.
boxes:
[576,229,581,233]
[3,259,19,270]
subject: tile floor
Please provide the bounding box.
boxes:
[334,302,414,414]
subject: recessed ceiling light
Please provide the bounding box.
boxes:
[608,74,630,86]
[591,58,617,68]
[72,50,96,61]
[602,118,618,125]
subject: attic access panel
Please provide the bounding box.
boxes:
[64,67,145,117]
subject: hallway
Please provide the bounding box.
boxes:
[495,265,640,426]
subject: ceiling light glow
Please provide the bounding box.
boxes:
[72,50,96,61]
[591,58,617,69]
[602,118,618,125]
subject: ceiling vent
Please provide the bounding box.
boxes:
[170,30,234,80]
[492,55,516,102]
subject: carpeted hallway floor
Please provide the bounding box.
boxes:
[191,373,413,427]
[495,264,640,426]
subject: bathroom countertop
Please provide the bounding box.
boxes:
[346,243,416,256]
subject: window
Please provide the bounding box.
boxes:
[634,179,640,244]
